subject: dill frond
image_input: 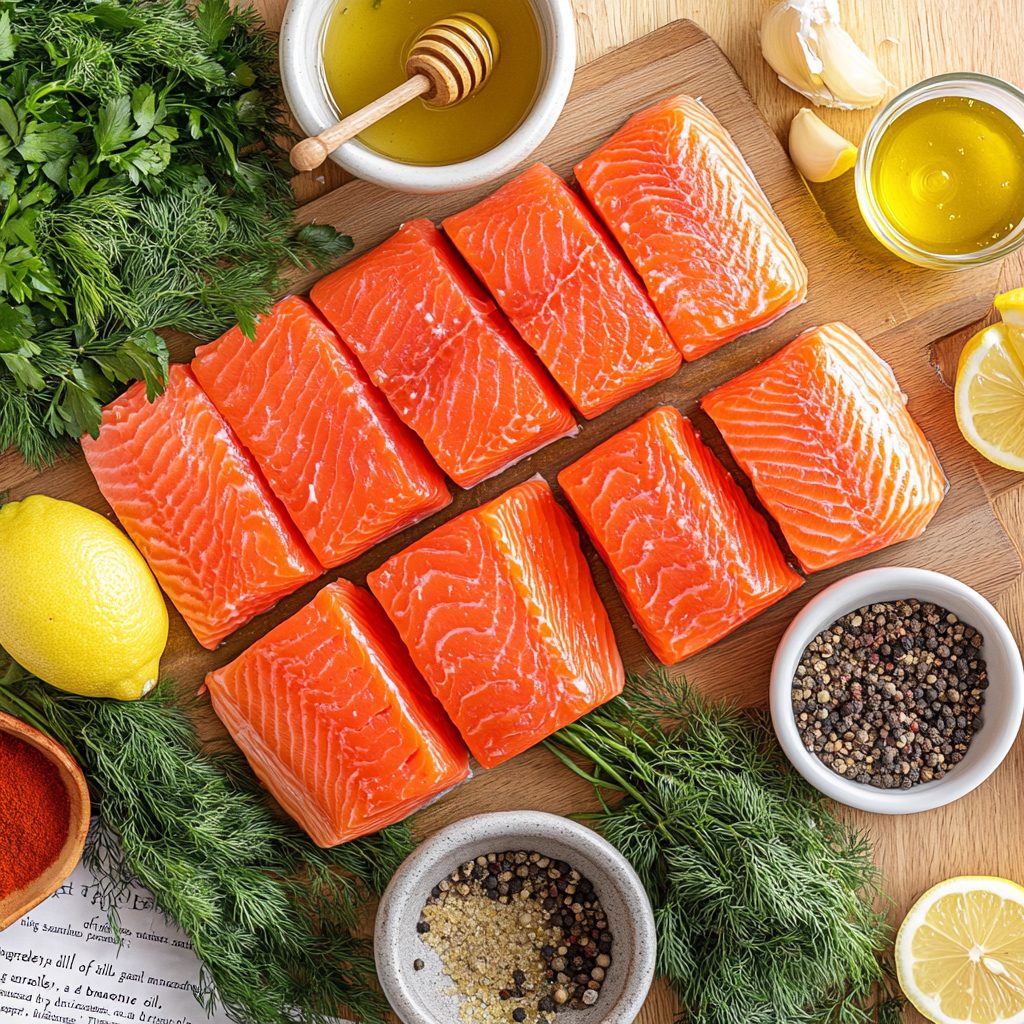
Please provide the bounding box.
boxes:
[545,670,905,1024]
[0,656,412,1024]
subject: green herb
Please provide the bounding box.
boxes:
[0,656,412,1024]
[0,0,352,467]
[544,671,904,1024]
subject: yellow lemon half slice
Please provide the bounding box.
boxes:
[896,875,1024,1024]
[955,318,1024,472]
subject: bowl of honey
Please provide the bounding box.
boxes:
[280,0,576,194]
[855,73,1024,269]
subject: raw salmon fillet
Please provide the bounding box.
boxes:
[442,164,681,418]
[310,219,577,489]
[574,94,808,361]
[82,365,321,649]
[559,407,803,664]
[206,579,469,847]
[701,322,947,573]
[368,479,624,769]
[191,296,450,569]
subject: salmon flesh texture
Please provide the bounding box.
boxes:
[192,296,451,570]
[442,163,682,419]
[368,478,624,769]
[206,579,469,847]
[701,322,947,573]
[558,406,803,664]
[310,219,577,489]
[574,94,809,361]
[81,365,322,650]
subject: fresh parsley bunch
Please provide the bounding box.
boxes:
[0,0,351,465]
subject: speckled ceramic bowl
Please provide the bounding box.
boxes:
[374,811,657,1024]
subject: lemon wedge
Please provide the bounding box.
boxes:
[896,875,1024,1024]
[954,290,1024,472]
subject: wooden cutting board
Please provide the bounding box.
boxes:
[2,18,1023,1024]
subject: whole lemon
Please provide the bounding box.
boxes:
[0,495,168,700]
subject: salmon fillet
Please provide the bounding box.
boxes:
[368,479,624,769]
[558,407,803,665]
[701,322,947,573]
[574,95,808,361]
[442,164,681,419]
[206,579,469,847]
[310,219,577,489]
[82,365,321,649]
[191,296,450,569]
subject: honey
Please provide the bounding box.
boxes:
[322,0,542,165]
[869,95,1024,256]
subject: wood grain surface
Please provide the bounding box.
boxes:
[3,2,1024,1023]
[260,4,1024,1021]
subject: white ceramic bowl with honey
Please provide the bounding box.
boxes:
[280,0,576,194]
[770,567,1024,815]
[374,811,657,1024]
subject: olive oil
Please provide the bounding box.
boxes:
[870,96,1024,255]
[322,0,542,165]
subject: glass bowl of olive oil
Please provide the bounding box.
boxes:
[855,73,1024,269]
[280,0,576,195]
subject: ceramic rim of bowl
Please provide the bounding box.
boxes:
[373,810,657,1024]
[280,0,577,194]
[854,72,1024,270]
[770,567,1024,815]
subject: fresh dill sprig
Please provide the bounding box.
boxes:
[0,0,352,466]
[0,655,413,1024]
[544,670,904,1024]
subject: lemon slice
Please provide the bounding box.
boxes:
[954,317,1024,472]
[896,876,1024,1024]
[994,288,1024,327]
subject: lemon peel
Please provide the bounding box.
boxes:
[954,288,1024,472]
[896,875,1024,1024]
[0,495,168,700]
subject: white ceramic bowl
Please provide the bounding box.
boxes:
[374,811,657,1024]
[280,0,576,194]
[770,567,1024,815]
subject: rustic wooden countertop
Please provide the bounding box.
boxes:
[219,3,1024,1020]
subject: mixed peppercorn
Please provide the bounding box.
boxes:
[793,600,987,787]
[417,850,613,1022]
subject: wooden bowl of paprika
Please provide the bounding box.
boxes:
[0,711,90,930]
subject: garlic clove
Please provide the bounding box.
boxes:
[788,108,857,182]
[761,2,832,106]
[761,0,891,110]
[814,20,891,108]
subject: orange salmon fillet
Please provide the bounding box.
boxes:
[442,164,681,419]
[574,95,808,361]
[558,407,803,664]
[206,579,469,847]
[368,479,624,769]
[310,219,577,489]
[192,296,450,569]
[82,365,321,649]
[701,322,947,573]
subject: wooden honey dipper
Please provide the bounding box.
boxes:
[290,12,500,172]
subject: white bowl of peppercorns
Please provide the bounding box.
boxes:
[374,811,657,1024]
[770,567,1024,814]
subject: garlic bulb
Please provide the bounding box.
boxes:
[788,108,857,181]
[761,0,890,110]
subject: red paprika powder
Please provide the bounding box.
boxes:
[0,731,71,899]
